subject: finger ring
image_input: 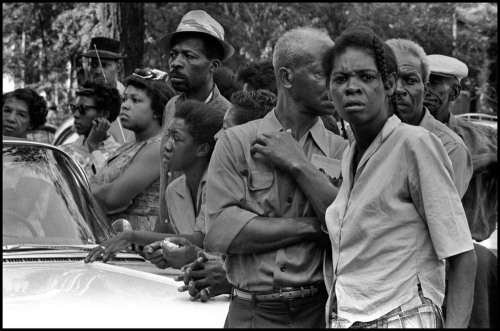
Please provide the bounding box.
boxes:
[204,288,211,296]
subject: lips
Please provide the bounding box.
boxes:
[344,100,365,108]
[169,72,187,80]
[3,125,16,132]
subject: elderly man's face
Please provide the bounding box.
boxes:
[393,51,427,126]
[168,37,212,94]
[424,74,456,119]
[289,39,335,117]
[88,58,120,86]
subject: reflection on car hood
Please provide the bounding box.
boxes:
[3,260,229,328]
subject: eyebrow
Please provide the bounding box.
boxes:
[332,68,378,75]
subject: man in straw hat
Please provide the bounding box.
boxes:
[81,36,134,144]
[425,54,498,328]
[155,10,233,235]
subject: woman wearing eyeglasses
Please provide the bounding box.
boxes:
[60,80,122,179]
[90,69,176,231]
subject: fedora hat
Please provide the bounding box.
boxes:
[158,10,234,61]
[82,37,127,59]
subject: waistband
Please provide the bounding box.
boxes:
[232,284,323,302]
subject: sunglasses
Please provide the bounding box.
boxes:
[69,104,98,115]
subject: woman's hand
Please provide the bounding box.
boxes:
[84,230,134,263]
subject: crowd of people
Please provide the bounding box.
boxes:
[3,9,497,329]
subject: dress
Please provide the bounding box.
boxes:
[60,135,121,179]
[91,134,161,231]
[324,115,473,327]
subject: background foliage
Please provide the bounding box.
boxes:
[3,2,497,111]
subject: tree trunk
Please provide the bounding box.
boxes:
[119,3,145,78]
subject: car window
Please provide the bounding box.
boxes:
[3,144,114,246]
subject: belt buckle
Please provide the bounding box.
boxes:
[279,288,294,302]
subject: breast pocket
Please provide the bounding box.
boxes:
[246,170,275,215]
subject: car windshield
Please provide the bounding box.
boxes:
[3,143,115,247]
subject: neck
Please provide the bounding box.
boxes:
[185,80,214,102]
[275,94,319,141]
[436,104,452,124]
[133,121,162,142]
[351,104,390,151]
[184,160,208,200]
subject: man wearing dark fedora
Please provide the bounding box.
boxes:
[154,10,233,234]
[82,36,134,143]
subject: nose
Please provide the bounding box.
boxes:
[345,77,361,95]
[5,111,16,122]
[396,79,407,96]
[169,55,183,70]
[164,137,173,152]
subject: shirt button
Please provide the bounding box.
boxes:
[280,266,287,272]
[286,197,293,203]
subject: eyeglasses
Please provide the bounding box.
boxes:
[69,104,97,115]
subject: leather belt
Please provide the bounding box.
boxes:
[232,285,321,302]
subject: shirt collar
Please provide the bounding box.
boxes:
[418,107,436,132]
[256,109,330,156]
[175,167,208,199]
[175,84,219,104]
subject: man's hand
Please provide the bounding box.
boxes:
[250,131,308,173]
[143,241,171,269]
[175,251,232,302]
[87,117,111,152]
[161,237,201,269]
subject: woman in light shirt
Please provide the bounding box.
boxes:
[322,26,476,328]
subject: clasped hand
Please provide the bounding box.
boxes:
[175,251,232,302]
[87,117,111,151]
[250,131,307,172]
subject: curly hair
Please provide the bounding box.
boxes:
[236,60,277,95]
[3,88,48,131]
[230,90,277,125]
[173,100,224,159]
[75,80,121,122]
[123,75,177,123]
[322,26,399,115]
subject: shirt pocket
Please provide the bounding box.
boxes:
[246,170,275,215]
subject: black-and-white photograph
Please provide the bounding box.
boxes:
[3,2,497,328]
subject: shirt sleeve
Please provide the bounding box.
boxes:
[407,131,474,260]
[447,141,473,199]
[89,150,106,176]
[194,181,207,235]
[203,132,259,254]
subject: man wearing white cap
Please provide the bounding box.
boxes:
[425,54,498,329]
[155,10,233,234]
[386,39,473,198]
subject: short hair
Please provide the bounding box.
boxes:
[170,32,224,61]
[75,80,122,123]
[386,38,430,83]
[322,26,399,115]
[236,60,277,94]
[230,90,277,125]
[173,100,224,158]
[3,88,48,130]
[273,27,333,77]
[123,75,176,123]
[213,66,241,100]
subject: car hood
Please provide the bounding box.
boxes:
[3,259,229,328]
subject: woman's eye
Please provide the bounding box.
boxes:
[333,76,346,83]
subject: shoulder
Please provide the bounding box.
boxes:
[213,94,232,113]
[166,174,185,194]
[433,120,467,148]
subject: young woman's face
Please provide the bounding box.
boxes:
[3,97,32,138]
[328,47,388,126]
[162,117,199,172]
[72,96,100,136]
[120,85,155,132]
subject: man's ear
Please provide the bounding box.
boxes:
[386,72,398,96]
[196,142,210,158]
[423,80,429,93]
[278,67,293,89]
[210,59,221,72]
[448,82,462,101]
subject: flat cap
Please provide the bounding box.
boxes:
[427,54,468,82]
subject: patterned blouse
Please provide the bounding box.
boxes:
[91,134,161,231]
